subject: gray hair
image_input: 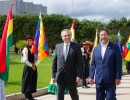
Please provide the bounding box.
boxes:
[61,29,72,36]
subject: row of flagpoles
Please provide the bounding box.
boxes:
[0,1,76,82]
[0,1,130,83]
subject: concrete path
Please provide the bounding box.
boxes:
[35,74,130,100]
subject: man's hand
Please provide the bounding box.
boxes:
[52,78,56,83]
[115,79,121,86]
[76,77,81,83]
[89,78,94,85]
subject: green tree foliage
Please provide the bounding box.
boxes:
[16,40,26,51]
[13,14,38,43]
[0,14,129,50]
[0,15,6,35]
[106,17,129,44]
[43,14,73,51]
[78,19,104,43]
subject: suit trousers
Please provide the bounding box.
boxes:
[57,83,78,100]
[57,72,79,100]
[96,82,116,100]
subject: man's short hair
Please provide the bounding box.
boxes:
[61,29,72,36]
[99,28,109,35]
[25,35,33,41]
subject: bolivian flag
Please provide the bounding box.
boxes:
[0,3,13,82]
[122,35,130,62]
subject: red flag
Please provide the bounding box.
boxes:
[122,46,129,58]
[0,2,13,82]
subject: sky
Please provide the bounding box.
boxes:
[23,0,130,22]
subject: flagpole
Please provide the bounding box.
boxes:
[40,9,41,13]
[12,0,14,5]
[72,0,73,17]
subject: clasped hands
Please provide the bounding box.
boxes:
[31,63,36,71]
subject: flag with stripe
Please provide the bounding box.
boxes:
[93,29,98,48]
[122,35,130,62]
[115,31,122,53]
[32,12,49,65]
[90,29,98,63]
[0,2,13,82]
[71,21,75,42]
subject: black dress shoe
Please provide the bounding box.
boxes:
[82,86,90,88]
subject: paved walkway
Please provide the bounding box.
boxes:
[35,74,130,100]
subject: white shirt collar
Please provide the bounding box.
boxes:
[64,42,70,46]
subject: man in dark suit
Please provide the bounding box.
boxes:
[89,29,122,100]
[52,29,83,100]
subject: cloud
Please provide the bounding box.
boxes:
[24,0,130,21]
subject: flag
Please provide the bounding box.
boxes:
[90,29,98,63]
[32,12,49,65]
[122,35,130,62]
[115,31,122,53]
[71,20,75,42]
[93,29,98,48]
[0,2,13,82]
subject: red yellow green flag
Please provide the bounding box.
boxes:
[122,35,130,62]
[0,2,13,82]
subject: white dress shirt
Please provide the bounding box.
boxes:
[22,47,33,67]
[101,42,109,59]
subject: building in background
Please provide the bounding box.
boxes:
[0,0,47,15]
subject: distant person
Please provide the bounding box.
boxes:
[14,44,18,54]
[81,43,92,88]
[89,29,122,100]
[0,34,6,100]
[52,29,83,100]
[126,61,130,74]
[21,35,37,100]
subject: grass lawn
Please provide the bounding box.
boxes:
[5,53,126,95]
[5,54,54,95]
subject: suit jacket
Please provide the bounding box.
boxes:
[52,42,83,84]
[89,41,122,84]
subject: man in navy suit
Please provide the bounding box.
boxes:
[52,29,83,100]
[89,29,122,100]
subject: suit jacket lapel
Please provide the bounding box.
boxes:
[98,44,102,60]
[59,43,65,61]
